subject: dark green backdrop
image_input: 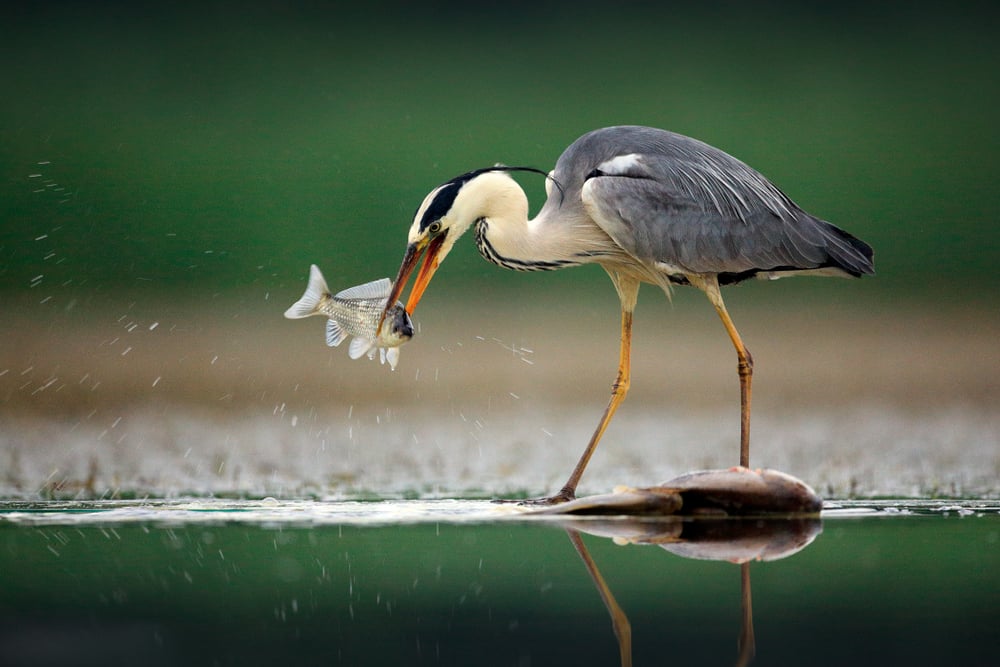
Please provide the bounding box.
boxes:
[2,1,997,306]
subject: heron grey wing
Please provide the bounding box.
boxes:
[582,169,863,277]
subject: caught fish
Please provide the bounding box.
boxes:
[284,264,414,370]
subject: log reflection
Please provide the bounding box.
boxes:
[564,517,821,666]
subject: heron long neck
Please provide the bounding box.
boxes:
[461,173,589,272]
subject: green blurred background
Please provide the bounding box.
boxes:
[2,0,997,309]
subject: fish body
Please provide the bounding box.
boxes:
[284,264,413,370]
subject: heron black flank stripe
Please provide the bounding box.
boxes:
[382,125,874,505]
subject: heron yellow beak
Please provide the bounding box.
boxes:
[379,234,447,334]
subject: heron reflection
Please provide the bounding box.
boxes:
[538,469,822,666]
[564,517,821,667]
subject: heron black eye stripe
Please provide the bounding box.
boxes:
[418,166,560,234]
[417,182,461,233]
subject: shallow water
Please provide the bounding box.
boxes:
[4,302,998,501]
[2,499,998,666]
[3,304,999,664]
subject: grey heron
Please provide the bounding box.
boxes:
[380,125,874,504]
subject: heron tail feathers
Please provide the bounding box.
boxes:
[816,219,875,278]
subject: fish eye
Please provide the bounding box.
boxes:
[427,221,442,234]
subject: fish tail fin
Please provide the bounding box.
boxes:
[326,319,346,347]
[284,265,330,319]
[348,337,375,360]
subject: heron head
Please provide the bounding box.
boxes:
[378,179,467,332]
[379,166,552,333]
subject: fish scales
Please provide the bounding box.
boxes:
[319,296,389,340]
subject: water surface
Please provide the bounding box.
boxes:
[2,500,997,666]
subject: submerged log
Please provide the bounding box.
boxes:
[532,467,822,517]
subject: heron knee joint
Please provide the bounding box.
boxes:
[612,377,631,395]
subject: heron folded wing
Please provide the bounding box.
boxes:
[582,173,870,279]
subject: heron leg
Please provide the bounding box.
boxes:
[554,303,634,502]
[737,562,756,667]
[567,530,633,667]
[505,276,638,506]
[510,304,633,507]
[702,278,753,468]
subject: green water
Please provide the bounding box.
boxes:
[1,504,997,666]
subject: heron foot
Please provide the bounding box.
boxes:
[492,488,576,507]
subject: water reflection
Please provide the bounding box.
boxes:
[4,502,998,665]
[564,517,822,666]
